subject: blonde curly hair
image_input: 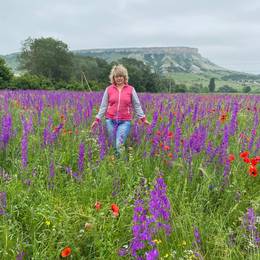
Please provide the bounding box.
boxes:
[109,64,129,84]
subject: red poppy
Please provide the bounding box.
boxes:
[251,158,258,166]
[53,127,59,133]
[168,131,174,138]
[219,113,228,123]
[240,151,249,158]
[60,247,71,258]
[243,157,251,164]
[168,153,173,159]
[95,201,101,211]
[255,156,260,163]
[111,203,119,217]
[229,154,235,162]
[164,145,170,151]
[156,130,161,136]
[248,165,258,177]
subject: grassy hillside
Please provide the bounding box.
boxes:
[169,72,260,92]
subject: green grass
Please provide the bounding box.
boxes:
[168,72,260,92]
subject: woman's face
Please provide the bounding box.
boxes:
[114,75,125,86]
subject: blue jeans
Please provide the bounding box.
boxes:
[105,119,131,156]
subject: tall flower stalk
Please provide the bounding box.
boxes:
[21,117,29,168]
[0,113,12,149]
[130,175,171,260]
[78,143,85,172]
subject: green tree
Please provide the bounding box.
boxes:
[19,37,74,82]
[0,57,13,88]
[154,76,175,93]
[72,55,110,89]
[208,78,215,92]
[242,85,251,93]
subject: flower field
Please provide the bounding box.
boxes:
[0,90,259,259]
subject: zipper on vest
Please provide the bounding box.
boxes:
[116,89,121,120]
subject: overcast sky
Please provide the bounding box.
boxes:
[1,0,260,74]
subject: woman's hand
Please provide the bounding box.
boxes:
[143,119,151,126]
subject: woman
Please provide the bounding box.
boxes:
[91,64,150,157]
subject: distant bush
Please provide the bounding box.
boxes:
[218,85,238,93]
[221,73,258,81]
[175,83,187,93]
[189,83,203,93]
[10,73,53,89]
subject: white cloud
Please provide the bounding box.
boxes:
[1,0,260,73]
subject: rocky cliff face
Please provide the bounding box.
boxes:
[76,47,199,55]
[74,47,225,74]
[2,47,227,75]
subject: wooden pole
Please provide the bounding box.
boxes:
[81,72,92,92]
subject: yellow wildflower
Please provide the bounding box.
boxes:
[152,239,162,244]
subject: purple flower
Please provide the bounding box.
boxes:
[21,132,28,168]
[16,251,26,260]
[145,248,159,260]
[43,128,49,146]
[194,227,202,245]
[131,175,171,259]
[118,247,128,257]
[228,102,239,136]
[78,143,85,172]
[131,199,153,257]
[149,176,171,233]
[174,126,182,155]
[72,171,82,181]
[65,166,73,176]
[242,208,260,247]
[23,179,32,186]
[244,208,256,232]
[0,113,12,149]
[21,116,31,168]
